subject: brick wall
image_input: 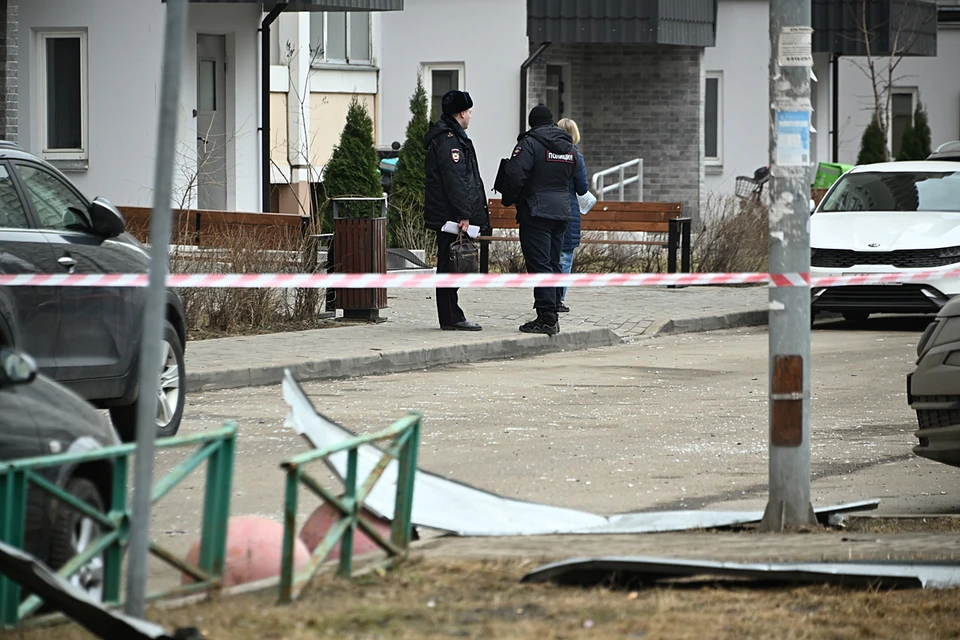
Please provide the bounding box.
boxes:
[0,0,17,143]
[525,43,703,217]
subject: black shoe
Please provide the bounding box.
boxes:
[519,319,559,335]
[558,303,570,313]
[441,320,482,331]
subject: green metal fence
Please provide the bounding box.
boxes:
[0,424,236,628]
[279,412,421,603]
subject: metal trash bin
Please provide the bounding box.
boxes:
[331,196,387,321]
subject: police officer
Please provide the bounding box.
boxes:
[498,105,577,335]
[423,90,490,331]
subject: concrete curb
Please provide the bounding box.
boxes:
[186,327,623,392]
[645,309,769,337]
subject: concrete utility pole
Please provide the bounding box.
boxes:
[761,0,818,532]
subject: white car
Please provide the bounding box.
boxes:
[810,158,960,322]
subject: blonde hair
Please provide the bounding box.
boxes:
[557,118,581,145]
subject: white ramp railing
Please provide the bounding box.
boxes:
[591,158,643,202]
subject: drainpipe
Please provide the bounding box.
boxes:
[519,42,551,136]
[831,53,840,163]
[260,2,287,213]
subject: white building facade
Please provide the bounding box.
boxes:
[704,0,959,197]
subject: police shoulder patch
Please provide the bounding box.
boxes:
[512,146,522,158]
[450,148,461,163]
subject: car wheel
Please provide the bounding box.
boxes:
[842,311,870,324]
[48,478,106,602]
[110,320,186,442]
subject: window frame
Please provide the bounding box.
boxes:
[37,30,89,162]
[310,11,372,67]
[544,64,571,120]
[704,71,723,166]
[421,62,466,122]
[889,87,919,158]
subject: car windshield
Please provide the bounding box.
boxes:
[819,170,960,213]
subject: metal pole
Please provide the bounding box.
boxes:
[761,0,818,532]
[125,0,188,616]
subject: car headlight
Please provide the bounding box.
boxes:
[937,246,960,258]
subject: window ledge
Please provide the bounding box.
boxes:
[310,62,379,72]
[47,158,89,173]
[705,164,723,175]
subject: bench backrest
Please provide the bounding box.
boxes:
[486,199,682,233]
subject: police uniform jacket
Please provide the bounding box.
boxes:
[423,116,489,231]
[497,124,577,222]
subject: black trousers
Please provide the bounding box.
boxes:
[518,211,566,321]
[435,230,467,327]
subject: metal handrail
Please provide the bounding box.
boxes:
[0,424,237,627]
[591,158,644,202]
[278,412,421,604]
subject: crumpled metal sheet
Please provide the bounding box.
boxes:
[521,556,960,589]
[0,540,180,638]
[282,370,879,537]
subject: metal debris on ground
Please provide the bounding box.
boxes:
[0,541,200,639]
[281,371,879,537]
[521,556,960,589]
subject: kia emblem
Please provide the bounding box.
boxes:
[868,243,880,248]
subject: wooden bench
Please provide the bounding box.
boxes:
[479,199,692,273]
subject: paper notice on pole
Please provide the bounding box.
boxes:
[778,26,813,67]
[775,110,811,167]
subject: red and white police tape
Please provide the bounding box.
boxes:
[0,270,955,288]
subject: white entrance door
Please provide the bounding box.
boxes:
[197,34,227,210]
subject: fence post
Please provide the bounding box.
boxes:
[0,469,27,627]
[199,428,235,580]
[337,449,358,578]
[103,456,130,605]
[279,465,301,604]
[391,414,421,555]
[618,167,625,201]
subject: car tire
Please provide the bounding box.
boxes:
[48,478,106,602]
[110,320,186,442]
[842,311,870,324]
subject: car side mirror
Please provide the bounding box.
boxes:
[89,197,126,238]
[0,348,37,386]
[809,198,816,214]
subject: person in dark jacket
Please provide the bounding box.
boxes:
[556,118,590,312]
[498,105,577,335]
[423,90,490,331]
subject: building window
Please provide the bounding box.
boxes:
[704,72,722,165]
[38,31,88,160]
[422,63,465,122]
[545,65,569,120]
[309,12,371,65]
[890,88,918,158]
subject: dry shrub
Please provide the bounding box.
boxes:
[693,193,769,274]
[127,218,327,338]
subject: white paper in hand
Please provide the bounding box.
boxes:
[441,221,480,238]
[578,191,598,215]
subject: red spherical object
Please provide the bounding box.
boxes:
[183,515,309,587]
[299,503,392,559]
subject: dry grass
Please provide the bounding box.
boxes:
[127,219,331,340]
[20,558,960,640]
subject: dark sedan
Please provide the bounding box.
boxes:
[0,141,187,440]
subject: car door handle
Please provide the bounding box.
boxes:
[57,256,77,269]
